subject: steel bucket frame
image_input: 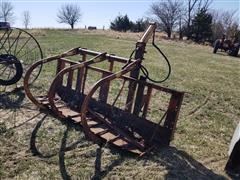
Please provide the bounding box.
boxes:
[24,23,184,155]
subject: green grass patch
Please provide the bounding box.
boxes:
[0,29,239,179]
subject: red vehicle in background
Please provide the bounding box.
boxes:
[213,34,240,57]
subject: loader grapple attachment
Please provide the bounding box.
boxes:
[24,23,184,155]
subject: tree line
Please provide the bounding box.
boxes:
[110,15,148,32]
[1,0,239,44]
[0,1,82,30]
[110,0,239,43]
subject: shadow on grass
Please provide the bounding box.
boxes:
[213,51,240,59]
[90,145,226,179]
[0,87,40,131]
[91,146,125,180]
[0,87,25,109]
[148,147,226,179]
[29,114,226,180]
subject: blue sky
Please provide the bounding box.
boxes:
[10,0,240,28]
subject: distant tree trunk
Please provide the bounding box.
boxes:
[22,10,30,29]
[187,2,192,39]
[186,0,198,40]
[71,24,74,29]
[196,26,200,42]
[179,16,183,40]
[167,28,171,38]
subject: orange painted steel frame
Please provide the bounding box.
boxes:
[24,23,184,155]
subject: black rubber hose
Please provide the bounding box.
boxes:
[123,30,171,84]
[140,31,171,83]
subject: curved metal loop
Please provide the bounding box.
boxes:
[23,47,81,108]
[48,52,107,118]
[80,59,141,141]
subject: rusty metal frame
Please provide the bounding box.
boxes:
[24,23,184,155]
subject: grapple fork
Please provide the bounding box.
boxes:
[24,23,184,155]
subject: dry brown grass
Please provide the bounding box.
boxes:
[0,29,239,179]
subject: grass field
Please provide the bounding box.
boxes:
[0,29,240,179]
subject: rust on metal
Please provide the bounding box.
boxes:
[213,34,240,56]
[24,23,184,155]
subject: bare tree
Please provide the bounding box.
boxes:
[211,10,224,41]
[211,10,239,41]
[22,10,30,29]
[185,0,212,39]
[57,3,82,29]
[197,0,212,11]
[0,1,14,23]
[221,10,238,36]
[150,0,182,38]
[185,0,198,38]
[178,9,186,40]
